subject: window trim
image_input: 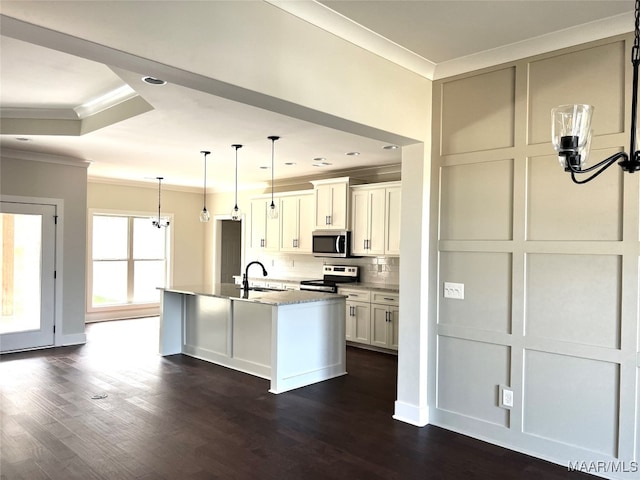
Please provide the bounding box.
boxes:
[86,208,174,316]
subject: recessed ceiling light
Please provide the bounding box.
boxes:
[346,151,360,156]
[16,137,30,142]
[313,162,332,167]
[284,162,296,166]
[142,76,167,86]
[383,145,399,150]
[259,166,270,169]
[313,157,326,162]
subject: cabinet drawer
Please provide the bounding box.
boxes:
[371,292,399,306]
[338,288,371,302]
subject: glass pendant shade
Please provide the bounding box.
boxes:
[200,150,211,223]
[231,205,242,221]
[267,201,279,219]
[551,104,593,169]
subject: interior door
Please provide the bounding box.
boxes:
[0,201,56,352]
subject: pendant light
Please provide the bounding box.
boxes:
[199,150,211,222]
[267,136,280,219]
[551,3,640,183]
[231,144,243,221]
[151,177,170,228]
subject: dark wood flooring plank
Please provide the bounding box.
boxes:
[0,318,592,480]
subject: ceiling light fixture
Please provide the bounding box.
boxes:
[551,3,640,183]
[346,151,360,156]
[383,145,399,150]
[142,76,167,86]
[152,177,170,228]
[231,144,243,222]
[199,150,211,222]
[267,136,280,220]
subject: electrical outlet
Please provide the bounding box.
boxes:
[443,282,464,300]
[499,385,513,409]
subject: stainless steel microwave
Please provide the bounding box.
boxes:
[312,230,352,258]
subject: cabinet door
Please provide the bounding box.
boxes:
[297,193,314,253]
[389,306,399,350]
[279,196,299,252]
[314,182,348,229]
[345,301,355,341]
[351,189,370,255]
[265,207,279,251]
[352,301,371,344]
[367,189,386,255]
[329,182,348,229]
[371,304,390,348]
[385,187,401,255]
[314,184,332,229]
[250,199,266,250]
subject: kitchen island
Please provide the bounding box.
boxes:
[159,284,346,393]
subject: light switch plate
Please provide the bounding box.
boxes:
[499,385,514,409]
[444,282,464,300]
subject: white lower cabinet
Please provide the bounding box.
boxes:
[346,300,370,343]
[338,288,398,351]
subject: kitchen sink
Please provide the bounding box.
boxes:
[237,286,285,292]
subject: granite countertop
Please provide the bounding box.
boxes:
[160,283,345,306]
[236,277,400,294]
[335,282,400,293]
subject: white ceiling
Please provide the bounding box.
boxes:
[0,0,634,191]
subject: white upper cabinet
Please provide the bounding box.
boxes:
[250,198,279,251]
[385,186,401,255]
[351,182,401,256]
[311,177,350,230]
[279,192,314,253]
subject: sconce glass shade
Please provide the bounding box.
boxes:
[551,104,593,170]
[199,207,210,223]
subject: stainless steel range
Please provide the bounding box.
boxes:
[299,265,359,293]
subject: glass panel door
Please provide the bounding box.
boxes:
[0,202,56,352]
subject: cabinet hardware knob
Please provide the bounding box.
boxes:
[383,297,395,301]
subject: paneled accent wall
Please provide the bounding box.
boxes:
[431,34,639,478]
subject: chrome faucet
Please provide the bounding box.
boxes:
[242,261,268,290]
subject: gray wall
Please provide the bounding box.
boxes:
[1,153,88,340]
[431,33,639,476]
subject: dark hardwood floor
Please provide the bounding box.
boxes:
[1,318,589,480]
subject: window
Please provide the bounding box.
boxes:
[90,213,170,309]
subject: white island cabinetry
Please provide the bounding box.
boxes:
[160,285,347,393]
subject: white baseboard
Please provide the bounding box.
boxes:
[393,400,430,426]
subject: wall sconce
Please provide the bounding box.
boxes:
[551,5,640,184]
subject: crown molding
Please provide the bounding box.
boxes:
[1,147,91,168]
[265,0,436,79]
[433,12,633,80]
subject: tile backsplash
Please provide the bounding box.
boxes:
[248,253,400,285]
